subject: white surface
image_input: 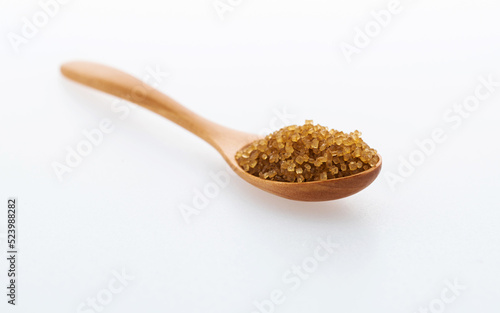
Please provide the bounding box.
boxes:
[1,1,500,312]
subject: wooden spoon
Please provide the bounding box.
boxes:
[60,61,381,201]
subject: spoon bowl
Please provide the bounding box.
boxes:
[61,61,382,201]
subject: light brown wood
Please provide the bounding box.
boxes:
[61,61,382,201]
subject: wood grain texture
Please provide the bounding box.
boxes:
[61,61,382,201]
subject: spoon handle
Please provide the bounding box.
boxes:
[61,61,225,148]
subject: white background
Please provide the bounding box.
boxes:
[1,0,500,312]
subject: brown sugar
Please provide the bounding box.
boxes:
[235,120,379,182]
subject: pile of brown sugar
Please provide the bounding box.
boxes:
[235,120,379,182]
